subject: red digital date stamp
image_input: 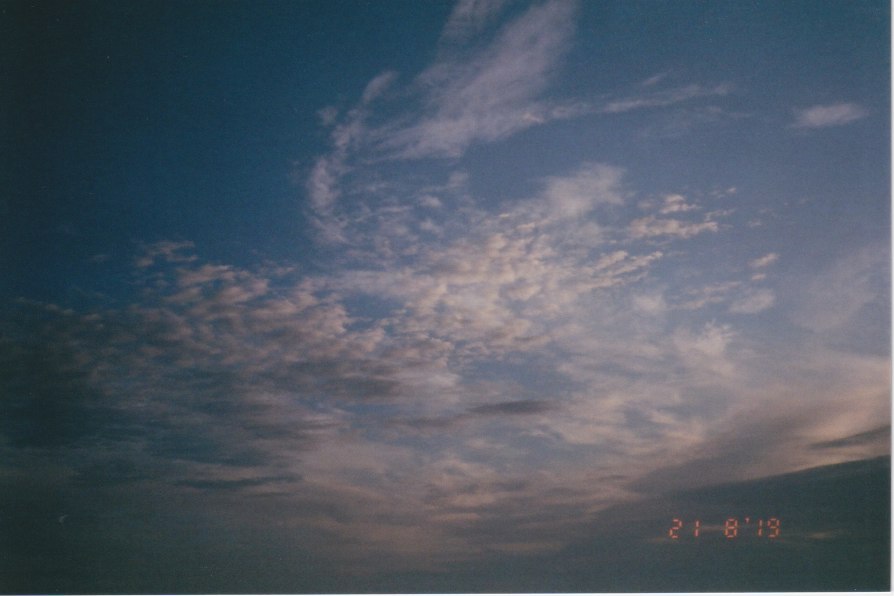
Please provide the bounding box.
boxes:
[668,517,781,539]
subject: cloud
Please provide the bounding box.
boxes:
[809,425,890,450]
[792,102,868,128]
[360,70,398,104]
[379,0,578,159]
[134,240,196,267]
[469,399,554,416]
[728,287,776,314]
[749,252,778,269]
[600,83,732,114]
[791,245,887,332]
[7,4,888,586]
[629,215,719,239]
[639,71,669,87]
[542,162,624,219]
[440,0,509,43]
[303,3,737,250]
[658,193,697,214]
[6,222,888,581]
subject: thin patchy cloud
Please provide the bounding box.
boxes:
[600,83,732,114]
[792,102,868,128]
[469,399,555,416]
[728,287,775,314]
[381,0,579,159]
[440,0,509,43]
[791,245,888,332]
[749,252,779,269]
[629,215,719,239]
[810,425,890,450]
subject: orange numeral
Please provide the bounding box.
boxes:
[669,518,683,539]
[724,518,738,539]
[767,517,780,538]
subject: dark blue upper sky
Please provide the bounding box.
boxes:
[1,0,890,592]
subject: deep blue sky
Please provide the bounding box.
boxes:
[1,0,890,592]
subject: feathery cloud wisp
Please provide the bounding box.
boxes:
[792,102,868,128]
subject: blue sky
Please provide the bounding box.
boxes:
[1,0,890,591]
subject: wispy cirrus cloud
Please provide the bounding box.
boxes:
[790,245,888,333]
[439,0,510,44]
[304,1,736,249]
[599,83,732,114]
[380,0,578,159]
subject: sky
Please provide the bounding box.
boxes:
[0,0,890,592]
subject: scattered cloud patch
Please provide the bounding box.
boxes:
[542,162,624,219]
[600,83,732,114]
[792,102,867,128]
[749,252,779,269]
[440,0,509,43]
[729,288,776,314]
[792,245,887,332]
[629,215,719,239]
[658,194,697,214]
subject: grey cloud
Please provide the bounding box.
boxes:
[0,283,372,488]
[469,399,554,416]
[791,245,888,333]
[0,319,119,450]
[810,425,891,450]
[396,400,555,434]
[174,475,300,491]
[134,239,196,268]
[72,457,160,486]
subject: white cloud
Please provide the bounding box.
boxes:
[419,194,443,209]
[303,2,739,251]
[600,83,732,114]
[676,281,742,310]
[440,0,509,43]
[728,288,775,314]
[639,71,669,87]
[629,215,719,239]
[317,106,339,127]
[658,193,696,214]
[360,70,398,104]
[542,162,624,219]
[302,1,582,246]
[749,252,779,269]
[792,102,867,128]
[672,322,737,379]
[380,0,577,159]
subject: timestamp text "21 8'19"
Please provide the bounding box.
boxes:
[668,518,780,539]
